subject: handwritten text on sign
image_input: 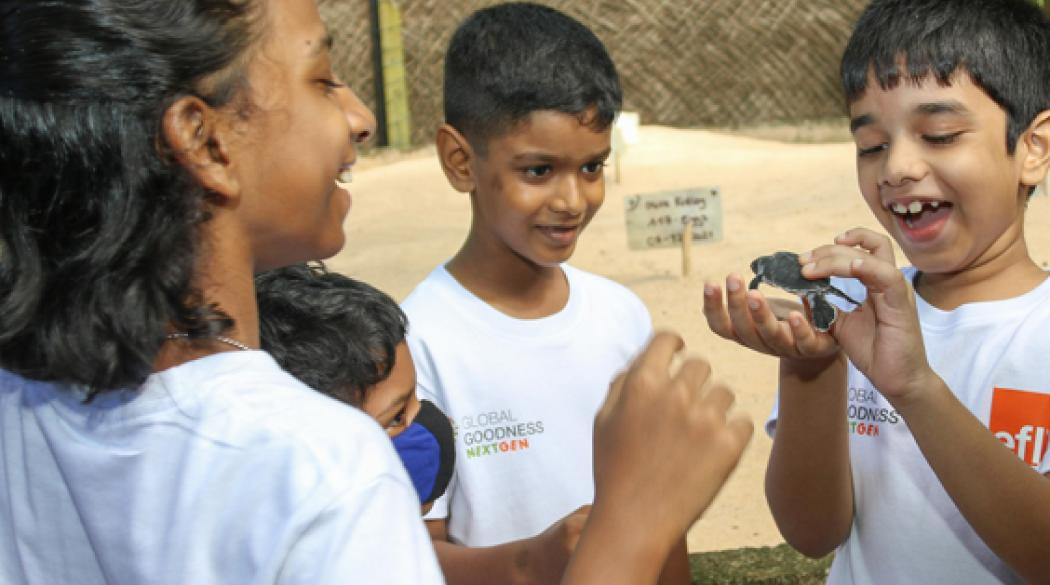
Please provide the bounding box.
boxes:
[624,188,723,250]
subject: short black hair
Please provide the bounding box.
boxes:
[841,0,1050,153]
[0,0,261,396]
[256,263,407,406]
[443,2,622,152]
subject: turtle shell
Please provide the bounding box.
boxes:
[749,251,833,294]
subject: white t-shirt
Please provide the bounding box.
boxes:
[403,264,652,547]
[768,268,1050,585]
[0,351,444,585]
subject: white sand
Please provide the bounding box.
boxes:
[328,125,1050,553]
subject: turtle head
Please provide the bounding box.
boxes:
[750,255,767,275]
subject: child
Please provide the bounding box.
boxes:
[0,1,752,584]
[403,4,691,584]
[255,263,455,514]
[703,0,1050,583]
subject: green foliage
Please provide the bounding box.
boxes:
[690,545,833,585]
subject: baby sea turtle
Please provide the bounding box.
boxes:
[749,251,861,332]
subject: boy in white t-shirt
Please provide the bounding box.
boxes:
[402,4,690,585]
[704,0,1050,583]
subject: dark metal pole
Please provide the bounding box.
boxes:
[369,0,388,147]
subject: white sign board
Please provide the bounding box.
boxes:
[624,187,723,250]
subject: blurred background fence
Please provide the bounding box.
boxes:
[320,0,868,148]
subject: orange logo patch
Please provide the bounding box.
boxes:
[990,388,1050,468]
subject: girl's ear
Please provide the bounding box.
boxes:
[436,124,476,193]
[161,96,240,201]
[1020,110,1050,190]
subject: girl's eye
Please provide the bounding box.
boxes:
[524,165,552,179]
[318,79,345,95]
[581,161,605,174]
[923,132,963,146]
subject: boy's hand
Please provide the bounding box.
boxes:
[522,505,590,585]
[703,274,840,361]
[591,332,753,544]
[803,228,938,404]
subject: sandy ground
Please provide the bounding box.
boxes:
[328,125,1050,553]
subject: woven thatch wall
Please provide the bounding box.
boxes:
[320,0,867,147]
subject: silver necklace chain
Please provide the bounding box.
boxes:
[165,332,252,352]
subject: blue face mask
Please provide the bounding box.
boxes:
[392,400,455,505]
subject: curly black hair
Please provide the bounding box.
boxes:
[256,263,408,406]
[0,1,262,395]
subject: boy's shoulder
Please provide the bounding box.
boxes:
[561,263,648,312]
[402,263,648,319]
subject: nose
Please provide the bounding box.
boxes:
[879,137,928,188]
[550,175,587,216]
[339,86,377,144]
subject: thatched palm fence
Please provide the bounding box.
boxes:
[321,0,867,148]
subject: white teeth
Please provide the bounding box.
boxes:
[930,201,940,209]
[892,202,908,214]
[338,168,353,184]
[908,201,923,214]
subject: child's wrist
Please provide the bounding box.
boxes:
[882,368,945,413]
[583,502,676,569]
[779,351,844,380]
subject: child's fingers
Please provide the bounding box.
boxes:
[846,257,913,304]
[675,356,714,392]
[802,245,887,281]
[724,414,756,453]
[744,292,798,354]
[724,274,770,351]
[630,331,684,381]
[788,310,836,356]
[697,380,736,420]
[833,228,896,264]
[702,282,737,340]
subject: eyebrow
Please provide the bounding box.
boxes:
[915,100,970,117]
[849,114,873,133]
[510,148,613,163]
[308,32,335,57]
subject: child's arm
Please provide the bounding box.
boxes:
[424,508,589,585]
[426,502,691,584]
[560,332,753,585]
[655,540,691,585]
[806,228,1050,583]
[702,275,855,556]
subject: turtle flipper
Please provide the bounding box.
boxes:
[828,285,861,306]
[807,293,837,332]
[748,275,762,290]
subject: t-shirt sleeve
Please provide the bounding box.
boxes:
[766,391,781,438]
[278,473,445,585]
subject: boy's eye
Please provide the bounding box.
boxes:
[523,165,552,179]
[387,408,406,428]
[581,161,605,174]
[856,143,887,157]
[923,131,963,146]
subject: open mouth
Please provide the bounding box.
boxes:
[537,224,580,244]
[335,164,354,189]
[888,199,952,231]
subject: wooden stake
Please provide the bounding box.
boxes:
[682,219,693,277]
